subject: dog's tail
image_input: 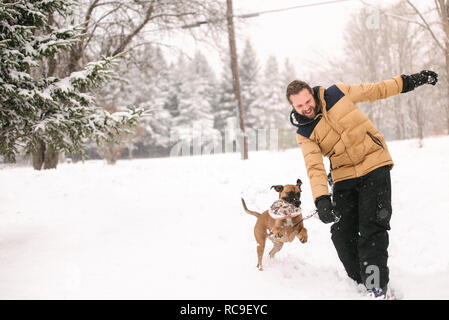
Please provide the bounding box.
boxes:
[241,198,261,218]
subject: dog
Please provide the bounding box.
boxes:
[241,179,308,271]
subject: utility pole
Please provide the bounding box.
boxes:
[226,0,248,160]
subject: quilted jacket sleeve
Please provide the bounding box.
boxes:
[336,75,403,103]
[296,133,329,202]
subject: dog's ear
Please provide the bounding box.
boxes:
[296,179,302,187]
[271,185,284,193]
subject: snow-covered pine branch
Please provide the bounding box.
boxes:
[0,0,148,167]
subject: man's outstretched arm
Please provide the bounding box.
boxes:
[336,75,403,103]
[336,70,438,104]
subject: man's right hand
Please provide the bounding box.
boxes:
[315,195,339,224]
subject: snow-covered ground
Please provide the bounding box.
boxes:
[1,136,448,299]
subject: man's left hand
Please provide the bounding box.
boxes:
[401,70,438,93]
[419,70,438,86]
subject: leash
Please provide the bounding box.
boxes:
[291,210,319,228]
[291,209,340,228]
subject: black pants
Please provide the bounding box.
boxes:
[330,166,392,289]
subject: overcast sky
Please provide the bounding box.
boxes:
[166,0,427,78]
[231,0,364,74]
[200,0,369,76]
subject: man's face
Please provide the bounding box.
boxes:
[290,89,318,119]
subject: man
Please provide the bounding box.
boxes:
[286,70,438,298]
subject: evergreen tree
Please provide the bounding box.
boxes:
[282,58,297,90]
[163,61,182,119]
[174,52,219,149]
[253,56,289,130]
[191,51,218,117]
[239,39,262,130]
[95,45,171,160]
[280,58,299,149]
[0,0,146,168]
[138,47,172,155]
[214,55,238,134]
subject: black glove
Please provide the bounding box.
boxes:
[315,195,339,224]
[401,70,438,93]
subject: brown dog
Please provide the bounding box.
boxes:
[241,179,308,271]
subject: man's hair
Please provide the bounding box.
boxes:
[286,80,313,104]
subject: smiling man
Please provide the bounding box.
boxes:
[286,70,438,299]
[289,84,319,119]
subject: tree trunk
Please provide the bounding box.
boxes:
[100,142,123,165]
[32,139,46,170]
[226,0,248,160]
[445,45,449,134]
[441,0,449,134]
[413,97,424,148]
[394,97,405,140]
[31,140,60,170]
[44,144,59,169]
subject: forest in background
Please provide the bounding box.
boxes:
[1,0,448,167]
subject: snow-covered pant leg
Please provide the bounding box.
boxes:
[331,179,362,284]
[358,166,392,290]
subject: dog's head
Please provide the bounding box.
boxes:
[270,179,302,208]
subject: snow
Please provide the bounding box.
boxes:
[0,135,448,299]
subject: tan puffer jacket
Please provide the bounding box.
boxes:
[290,75,403,202]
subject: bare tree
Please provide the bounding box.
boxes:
[318,3,433,143]
[67,1,225,73]
[404,0,449,134]
[33,0,226,167]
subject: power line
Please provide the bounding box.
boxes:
[235,0,354,19]
[181,0,354,28]
[143,0,355,32]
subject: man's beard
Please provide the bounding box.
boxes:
[304,104,320,119]
[308,97,322,119]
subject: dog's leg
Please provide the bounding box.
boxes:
[269,241,284,259]
[297,227,308,243]
[256,240,266,271]
[254,227,267,271]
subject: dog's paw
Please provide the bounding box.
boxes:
[297,234,307,243]
[257,265,264,271]
[298,229,308,243]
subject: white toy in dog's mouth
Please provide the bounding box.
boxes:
[268,199,302,220]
